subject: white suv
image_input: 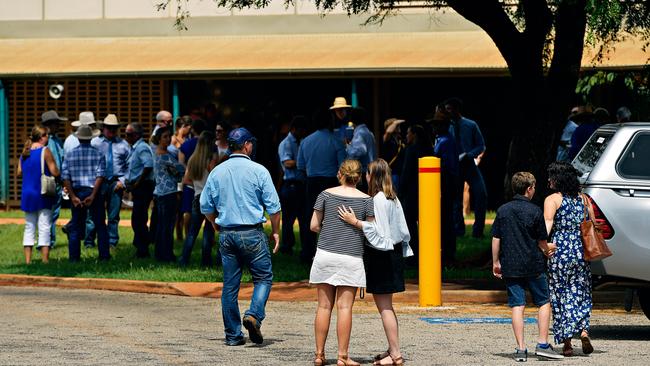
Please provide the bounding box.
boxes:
[573,122,650,319]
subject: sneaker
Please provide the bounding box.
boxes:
[535,343,564,359]
[224,338,245,346]
[514,348,527,362]
[242,315,263,344]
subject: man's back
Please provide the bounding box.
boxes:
[297,129,346,177]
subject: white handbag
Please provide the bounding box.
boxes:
[40,147,57,197]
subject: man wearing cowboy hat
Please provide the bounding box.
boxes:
[41,110,67,247]
[61,124,110,262]
[85,114,131,250]
[64,111,98,156]
[329,96,352,143]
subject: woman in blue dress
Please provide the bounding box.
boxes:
[543,162,594,356]
[18,126,60,264]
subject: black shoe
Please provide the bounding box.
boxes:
[61,225,69,235]
[242,315,263,344]
[224,338,246,346]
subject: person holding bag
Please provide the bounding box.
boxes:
[18,125,60,264]
[543,162,594,356]
[337,159,412,366]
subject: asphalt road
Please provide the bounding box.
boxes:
[1,286,649,365]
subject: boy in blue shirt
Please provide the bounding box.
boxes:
[492,172,563,361]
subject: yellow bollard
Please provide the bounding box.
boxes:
[418,156,442,307]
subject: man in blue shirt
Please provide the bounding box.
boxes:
[445,98,488,238]
[61,125,109,262]
[125,122,155,258]
[277,116,308,255]
[346,107,377,191]
[86,114,131,249]
[296,109,347,262]
[200,127,281,346]
[41,110,67,248]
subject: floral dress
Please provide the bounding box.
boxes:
[548,195,592,344]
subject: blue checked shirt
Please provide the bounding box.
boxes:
[62,144,106,189]
[127,138,154,182]
[200,154,281,228]
[91,135,131,185]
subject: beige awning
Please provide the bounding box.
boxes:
[0,32,647,77]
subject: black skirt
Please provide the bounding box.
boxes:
[363,243,405,294]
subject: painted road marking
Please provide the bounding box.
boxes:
[421,317,537,324]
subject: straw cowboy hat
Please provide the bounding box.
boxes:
[71,111,97,127]
[75,124,100,140]
[329,97,351,110]
[102,114,120,126]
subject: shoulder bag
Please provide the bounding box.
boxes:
[580,194,612,261]
[40,147,57,197]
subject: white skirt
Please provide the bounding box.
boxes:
[309,248,366,288]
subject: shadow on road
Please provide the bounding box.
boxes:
[589,325,650,341]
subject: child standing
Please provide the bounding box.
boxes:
[491,172,563,362]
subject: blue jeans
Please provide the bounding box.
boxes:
[154,193,178,262]
[505,273,550,307]
[220,227,273,344]
[453,159,487,237]
[179,195,216,266]
[85,180,123,247]
[68,187,109,261]
[131,180,154,257]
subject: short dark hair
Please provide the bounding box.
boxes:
[290,115,307,130]
[152,126,170,145]
[511,172,536,195]
[312,109,333,130]
[128,122,144,137]
[191,119,206,135]
[444,97,463,111]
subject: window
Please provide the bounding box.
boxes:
[617,132,650,180]
[572,131,614,181]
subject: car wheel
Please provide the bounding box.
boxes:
[639,289,650,321]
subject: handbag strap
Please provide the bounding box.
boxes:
[40,146,47,175]
[580,193,591,222]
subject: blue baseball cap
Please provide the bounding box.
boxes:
[227,127,256,145]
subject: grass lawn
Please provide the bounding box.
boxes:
[0,222,492,282]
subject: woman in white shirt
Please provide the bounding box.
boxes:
[338,158,412,366]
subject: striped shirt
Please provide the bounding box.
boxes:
[314,191,374,257]
[61,143,105,189]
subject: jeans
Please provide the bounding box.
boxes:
[49,185,62,247]
[179,195,216,266]
[220,227,273,344]
[505,273,550,307]
[85,180,123,247]
[68,187,109,261]
[453,159,487,237]
[278,180,309,254]
[131,180,154,257]
[154,193,177,262]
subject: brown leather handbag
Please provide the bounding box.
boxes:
[580,194,613,261]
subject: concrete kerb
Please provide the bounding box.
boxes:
[0,274,625,304]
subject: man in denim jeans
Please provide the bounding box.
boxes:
[491,172,562,361]
[200,127,281,346]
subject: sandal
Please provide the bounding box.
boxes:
[562,339,573,357]
[314,351,326,366]
[581,335,594,355]
[374,353,404,366]
[373,350,390,362]
[337,354,360,366]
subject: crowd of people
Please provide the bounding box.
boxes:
[18,96,612,363]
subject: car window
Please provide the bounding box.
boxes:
[572,131,615,181]
[617,132,650,180]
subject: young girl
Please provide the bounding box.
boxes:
[338,159,412,366]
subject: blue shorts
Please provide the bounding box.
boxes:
[505,273,550,308]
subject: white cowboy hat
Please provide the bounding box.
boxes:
[329,97,351,110]
[75,124,100,140]
[102,114,120,126]
[71,111,97,127]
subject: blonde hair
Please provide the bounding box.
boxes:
[187,131,216,181]
[367,159,396,200]
[338,159,362,186]
[21,125,48,159]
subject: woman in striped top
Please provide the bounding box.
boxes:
[309,159,374,366]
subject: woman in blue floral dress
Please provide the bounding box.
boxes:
[543,162,594,357]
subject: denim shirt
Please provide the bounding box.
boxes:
[153,152,185,196]
[127,138,154,183]
[346,124,377,172]
[278,132,305,181]
[200,154,281,228]
[91,135,131,185]
[448,116,485,159]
